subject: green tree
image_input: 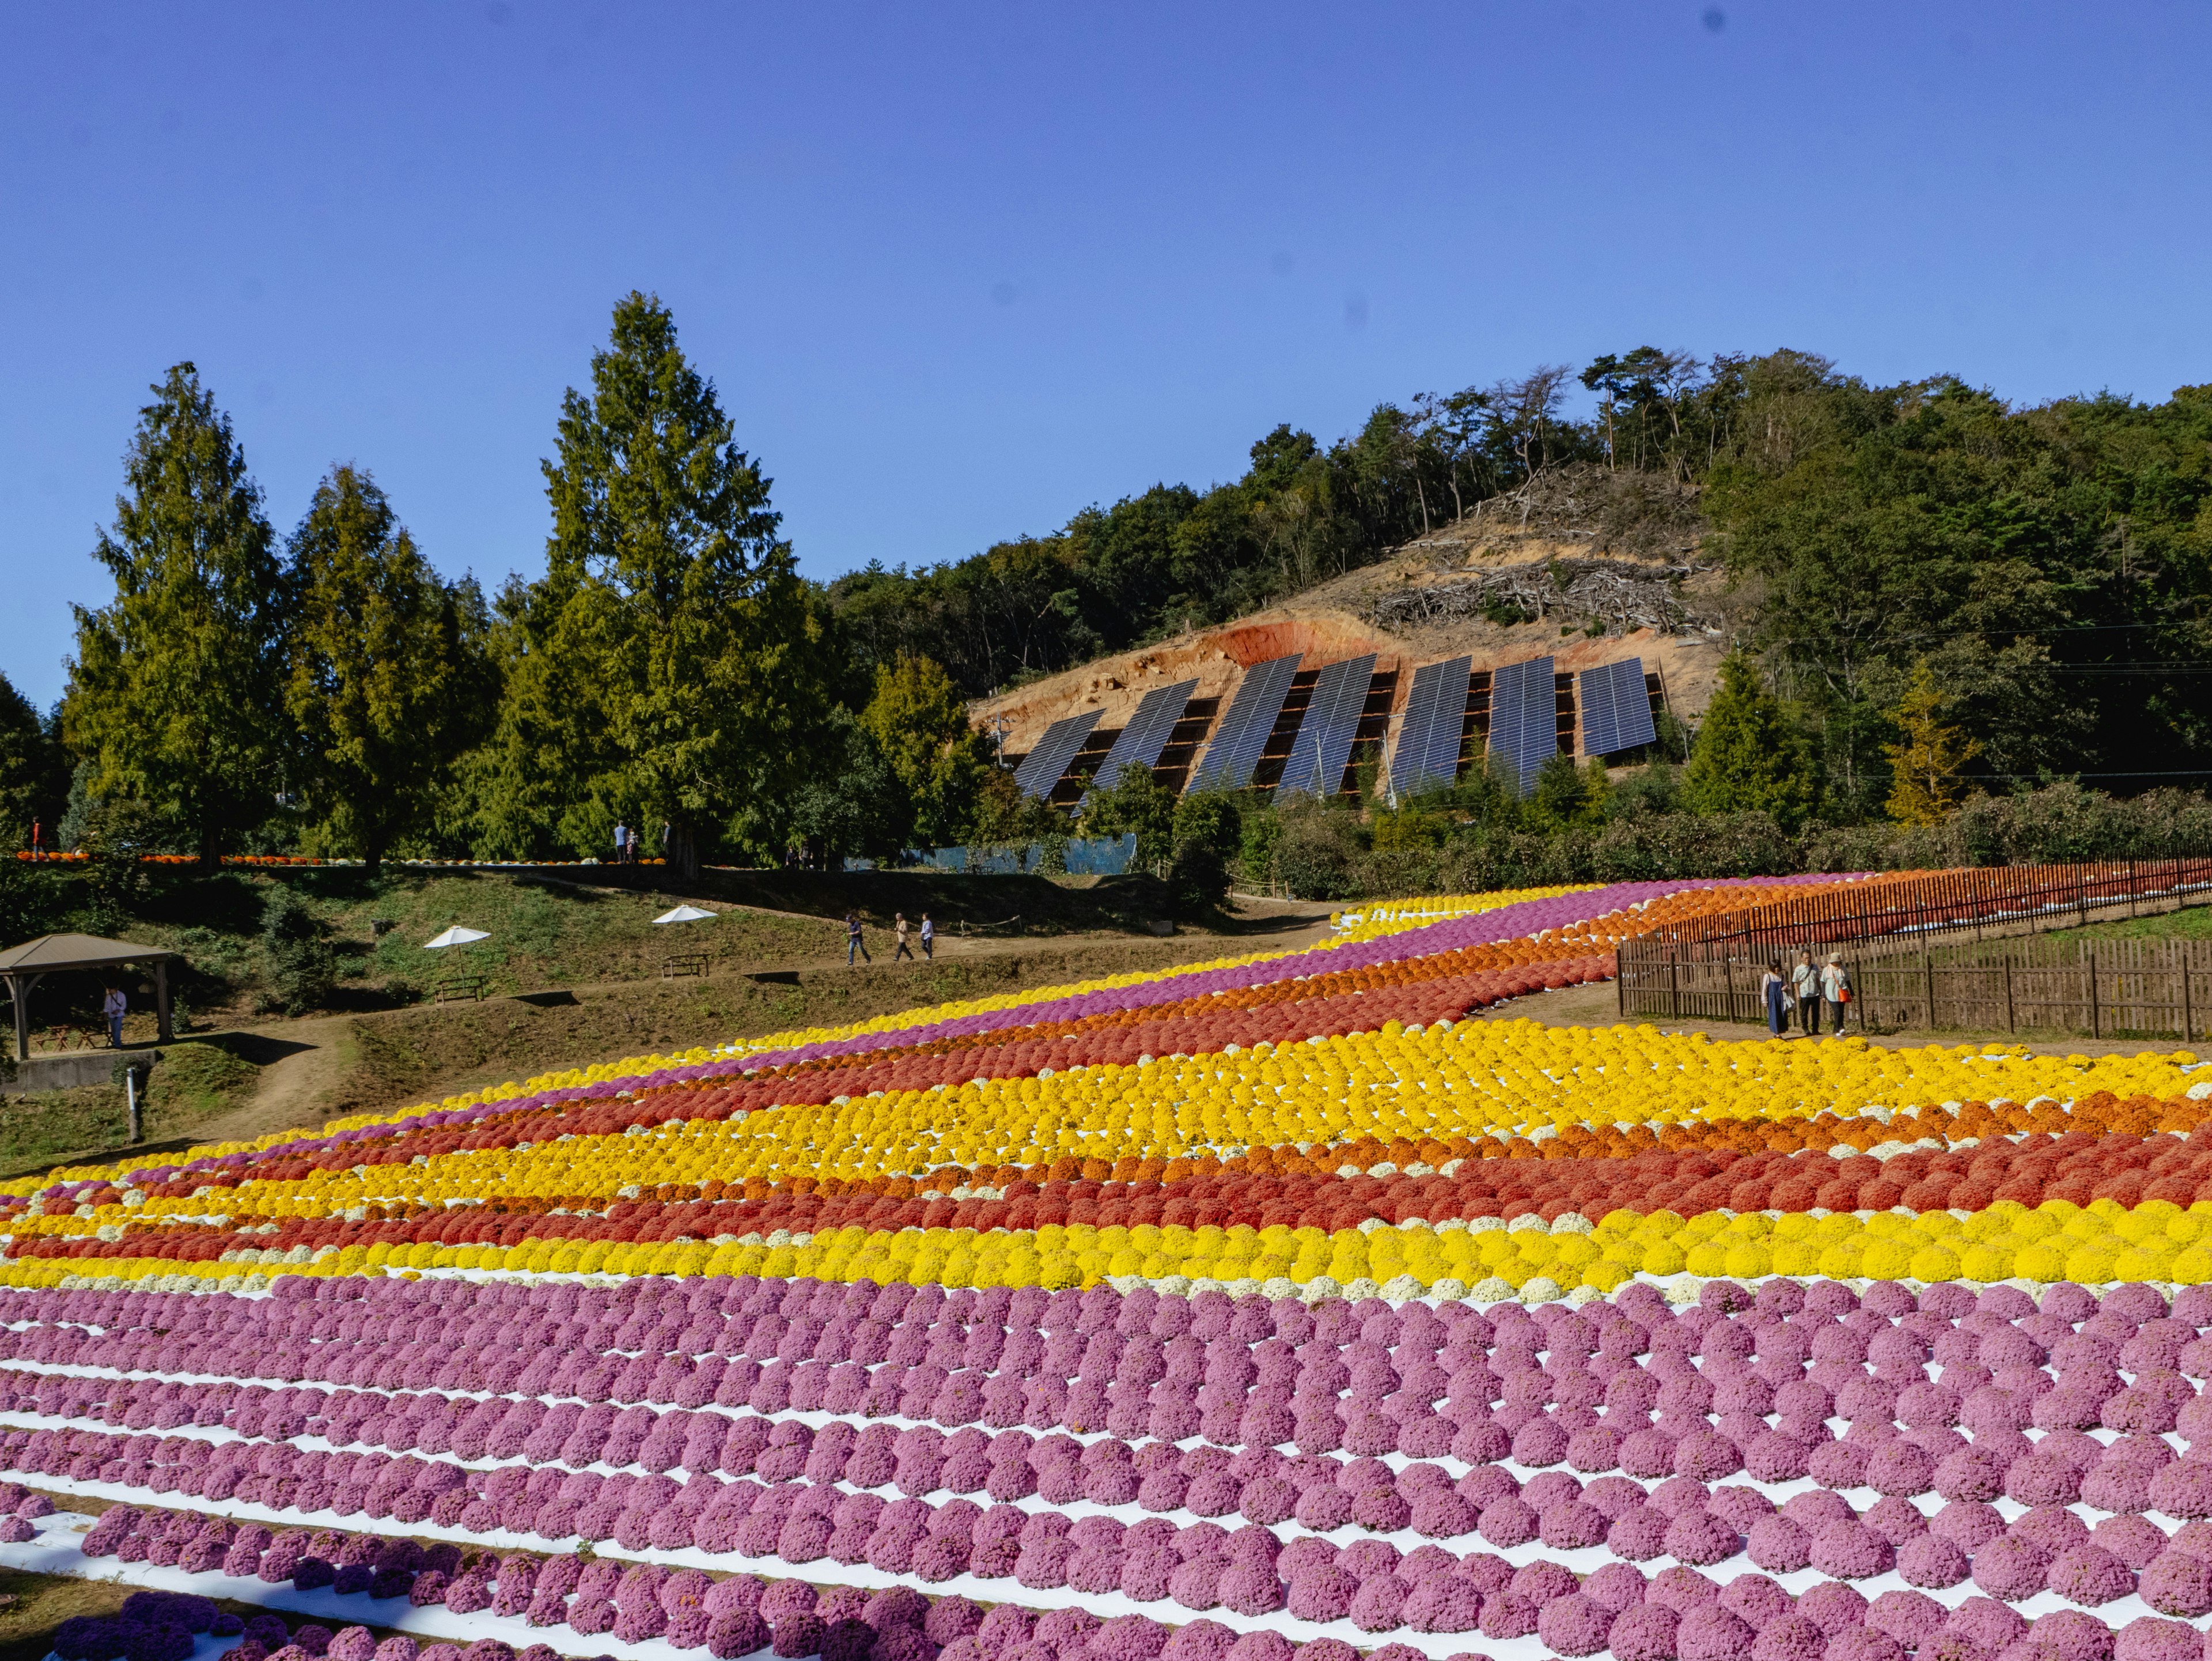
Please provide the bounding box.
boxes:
[969,765,1061,847]
[66,365,286,868]
[284,466,495,872]
[1078,762,1177,868]
[260,886,335,1015]
[1529,751,1601,831]
[524,292,833,877]
[784,708,909,866]
[0,673,66,852]
[859,653,991,847]
[1682,655,1816,829]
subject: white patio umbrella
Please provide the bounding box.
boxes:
[423,926,490,949]
[653,905,716,924]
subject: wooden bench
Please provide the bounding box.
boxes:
[661,952,711,979]
[431,975,488,1004]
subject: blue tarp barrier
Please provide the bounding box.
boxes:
[845,833,1137,876]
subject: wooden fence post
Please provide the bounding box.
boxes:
[2184,943,2194,1043]
[2005,956,2015,1034]
[2089,949,2099,1041]
[1924,951,1936,1031]
[1669,951,1680,1021]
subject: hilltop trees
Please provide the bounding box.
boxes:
[40,324,2212,876]
[66,365,287,869]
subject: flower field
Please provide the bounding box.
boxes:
[6,875,2212,1661]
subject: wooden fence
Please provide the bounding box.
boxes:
[1621,934,2212,1040]
[1649,858,2212,949]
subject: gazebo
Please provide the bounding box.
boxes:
[0,934,180,1062]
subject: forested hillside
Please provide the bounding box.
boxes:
[6,307,2210,883]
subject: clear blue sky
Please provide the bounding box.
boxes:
[3,2,2206,711]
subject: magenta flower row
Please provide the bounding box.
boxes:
[8,1274,2212,1659]
[44,1439,2212,1661]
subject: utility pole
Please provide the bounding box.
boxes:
[983,714,1015,767]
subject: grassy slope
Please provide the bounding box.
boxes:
[17,864,1180,1030]
[0,1037,264,1179]
[2070,902,2212,943]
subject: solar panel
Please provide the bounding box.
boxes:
[1012,709,1104,800]
[1487,654,1558,797]
[1075,679,1199,809]
[1187,653,1302,792]
[1579,657,1658,756]
[1277,654,1377,801]
[1389,655,1472,800]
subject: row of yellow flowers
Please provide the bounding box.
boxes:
[14,1194,2212,1297]
[13,1021,2195,1212]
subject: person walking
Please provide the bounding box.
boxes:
[845,910,870,966]
[613,820,628,865]
[919,913,934,962]
[102,985,127,1049]
[1821,951,1853,1036]
[892,912,915,961]
[1759,958,1789,1037]
[1791,948,1820,1038]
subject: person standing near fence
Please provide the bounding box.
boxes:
[1760,958,1789,1037]
[102,985,127,1049]
[919,913,934,961]
[845,910,870,966]
[892,912,915,961]
[1791,948,1820,1038]
[1821,951,1853,1035]
[613,820,628,865]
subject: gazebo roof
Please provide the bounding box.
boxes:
[0,933,182,976]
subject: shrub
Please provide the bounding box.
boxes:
[260,888,335,1014]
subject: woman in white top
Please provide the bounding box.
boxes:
[1820,952,1851,1036]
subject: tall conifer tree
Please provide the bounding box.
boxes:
[506,292,831,876]
[285,466,495,871]
[1682,654,1816,830]
[67,365,285,868]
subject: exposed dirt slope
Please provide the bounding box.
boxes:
[975,466,1726,771]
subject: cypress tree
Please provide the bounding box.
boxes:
[66,365,285,868]
[1682,654,1815,829]
[285,466,496,872]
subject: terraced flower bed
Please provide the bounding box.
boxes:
[3,872,2211,1661]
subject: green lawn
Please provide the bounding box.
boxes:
[2070,901,2212,943]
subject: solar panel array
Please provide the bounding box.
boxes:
[1276,654,1377,801]
[1388,655,1472,801]
[1579,656,1658,756]
[1012,709,1104,800]
[1075,679,1198,809]
[1187,653,1302,792]
[1487,654,1559,797]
